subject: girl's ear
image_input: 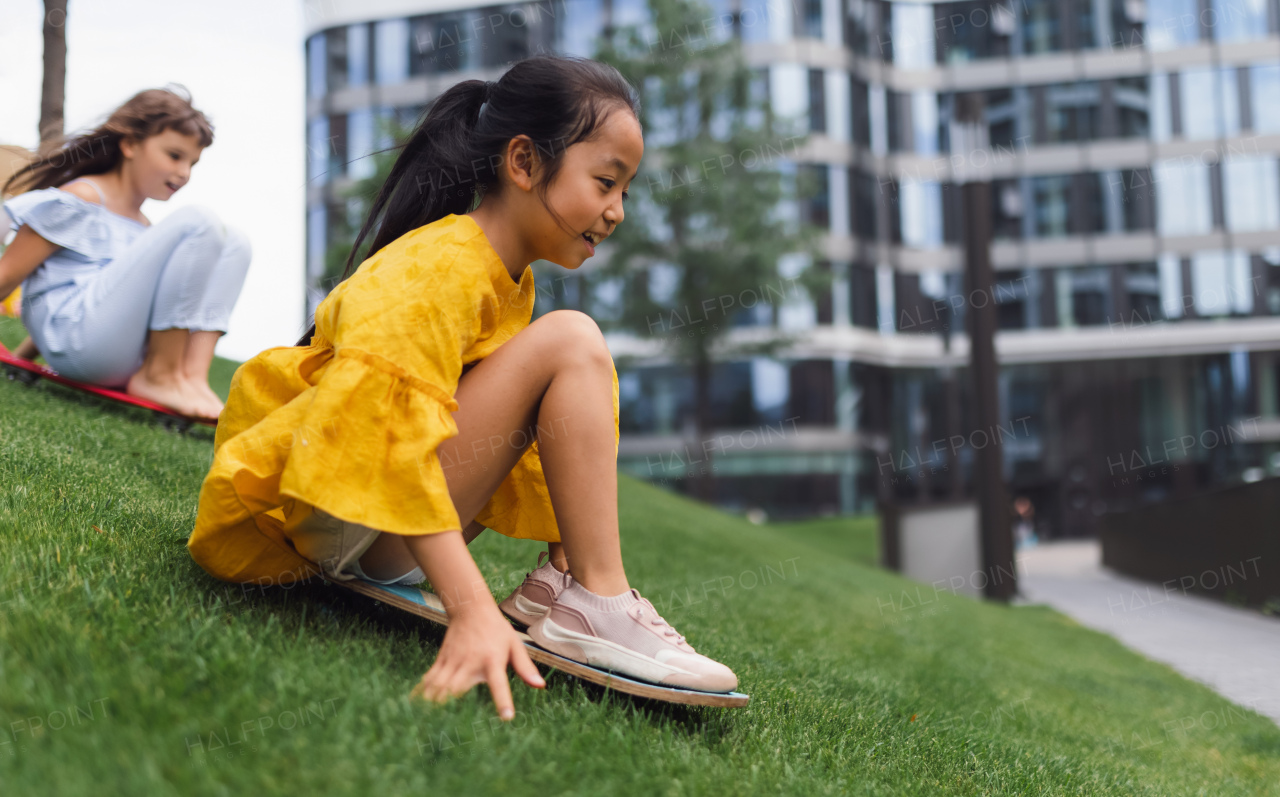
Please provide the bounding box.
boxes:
[119,135,140,161]
[503,135,538,193]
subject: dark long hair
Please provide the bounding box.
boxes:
[3,85,213,195]
[296,55,640,346]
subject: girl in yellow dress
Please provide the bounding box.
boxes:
[189,56,738,721]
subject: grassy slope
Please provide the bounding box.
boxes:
[1,315,1278,796]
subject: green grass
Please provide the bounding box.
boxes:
[1,314,1278,795]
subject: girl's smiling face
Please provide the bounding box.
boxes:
[529,108,643,268]
[120,128,204,200]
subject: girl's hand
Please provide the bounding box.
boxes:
[414,601,546,720]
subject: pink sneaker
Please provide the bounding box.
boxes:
[498,552,572,626]
[527,580,739,693]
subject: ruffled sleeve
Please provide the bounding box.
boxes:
[2,188,113,260]
[274,235,486,537]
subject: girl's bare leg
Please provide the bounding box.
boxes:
[181,329,226,417]
[13,336,39,360]
[358,309,628,596]
[125,328,212,419]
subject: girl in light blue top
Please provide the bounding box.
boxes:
[0,85,251,420]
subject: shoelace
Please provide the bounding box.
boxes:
[635,602,686,646]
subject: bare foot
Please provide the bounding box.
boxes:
[126,369,210,419]
[184,379,225,419]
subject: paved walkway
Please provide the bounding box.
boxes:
[1016,540,1280,726]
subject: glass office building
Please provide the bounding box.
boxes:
[305,0,1280,536]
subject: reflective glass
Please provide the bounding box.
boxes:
[374,20,409,85]
[1154,160,1212,234]
[1223,156,1280,231]
[891,3,935,67]
[1145,0,1200,51]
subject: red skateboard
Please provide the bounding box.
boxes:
[0,340,216,432]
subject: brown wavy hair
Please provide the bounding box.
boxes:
[2,84,214,196]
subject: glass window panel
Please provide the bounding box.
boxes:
[1212,0,1269,42]
[899,179,944,248]
[1150,71,1172,141]
[347,24,369,87]
[559,0,604,53]
[374,20,409,85]
[912,90,939,154]
[1192,250,1254,315]
[1125,262,1165,324]
[804,0,824,37]
[1114,76,1150,137]
[1021,0,1063,55]
[307,115,330,184]
[1031,175,1071,237]
[1223,156,1280,231]
[1251,63,1280,133]
[1180,68,1221,140]
[347,109,375,180]
[1154,160,1212,234]
[1044,81,1100,142]
[307,203,327,280]
[307,34,326,98]
[326,28,348,92]
[1145,0,1200,51]
[1158,253,1184,318]
[1218,67,1240,137]
[891,3,935,68]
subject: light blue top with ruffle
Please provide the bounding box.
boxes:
[2,183,147,318]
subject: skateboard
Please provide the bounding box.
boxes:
[0,341,216,432]
[331,577,750,708]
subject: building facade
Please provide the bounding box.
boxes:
[304,0,1280,536]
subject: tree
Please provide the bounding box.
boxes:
[591,0,828,500]
[39,0,68,144]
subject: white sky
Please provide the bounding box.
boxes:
[0,0,307,362]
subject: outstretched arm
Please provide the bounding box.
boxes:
[404,529,545,721]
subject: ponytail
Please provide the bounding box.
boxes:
[296,55,639,346]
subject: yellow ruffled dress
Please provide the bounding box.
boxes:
[188,214,619,585]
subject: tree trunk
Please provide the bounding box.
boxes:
[39,0,68,144]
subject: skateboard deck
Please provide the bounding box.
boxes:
[331,577,750,708]
[0,341,216,431]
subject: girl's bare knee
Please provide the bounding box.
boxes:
[537,309,612,370]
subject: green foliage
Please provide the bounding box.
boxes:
[592,0,828,367]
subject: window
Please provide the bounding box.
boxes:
[374,19,409,85]
[891,3,935,68]
[347,109,375,180]
[307,34,326,97]
[325,28,348,92]
[898,179,943,248]
[1113,76,1150,138]
[935,0,1014,62]
[803,0,823,37]
[1056,266,1112,326]
[992,179,1024,239]
[410,12,482,75]
[1043,82,1100,143]
[911,90,939,154]
[1179,68,1222,140]
[307,115,330,184]
[1020,0,1063,54]
[1250,63,1280,133]
[347,24,369,87]
[1145,0,1200,51]
[1150,71,1172,141]
[1213,0,1270,42]
[1031,176,1071,237]
[1125,262,1165,324]
[1191,250,1253,315]
[808,69,827,134]
[1223,156,1280,231]
[1154,160,1213,234]
[559,0,604,53]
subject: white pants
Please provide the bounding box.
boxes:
[25,205,251,387]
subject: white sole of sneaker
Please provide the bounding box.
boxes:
[531,616,702,687]
[500,593,550,626]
